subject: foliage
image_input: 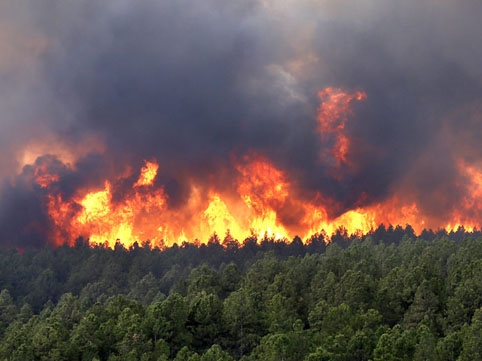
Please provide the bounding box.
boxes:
[0,227,481,360]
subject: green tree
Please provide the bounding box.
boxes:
[219,263,241,298]
[222,288,260,358]
[413,324,436,361]
[128,272,163,306]
[336,270,375,311]
[434,331,462,361]
[373,325,416,361]
[201,344,234,361]
[447,260,482,328]
[0,289,17,336]
[189,293,223,350]
[174,346,201,361]
[458,308,482,361]
[187,265,221,298]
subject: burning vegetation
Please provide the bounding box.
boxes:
[3,87,482,248]
[2,1,482,248]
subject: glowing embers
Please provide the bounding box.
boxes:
[317,87,367,167]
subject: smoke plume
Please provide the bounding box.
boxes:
[1,0,482,246]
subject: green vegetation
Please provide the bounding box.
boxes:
[0,225,482,360]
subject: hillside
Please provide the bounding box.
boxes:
[1,227,482,360]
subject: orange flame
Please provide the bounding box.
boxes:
[446,160,482,233]
[317,87,367,166]
[34,164,59,189]
[29,154,482,247]
[235,155,291,240]
[134,160,159,187]
[15,87,482,247]
[37,156,298,247]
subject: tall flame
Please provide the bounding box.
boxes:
[27,154,482,247]
[317,87,367,167]
[13,86,482,248]
[40,157,296,247]
[134,160,159,187]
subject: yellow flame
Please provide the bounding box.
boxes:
[134,160,159,187]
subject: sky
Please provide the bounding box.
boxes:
[1,0,482,246]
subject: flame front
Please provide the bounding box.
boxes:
[15,86,482,247]
[27,156,482,247]
[44,156,296,247]
[39,154,482,248]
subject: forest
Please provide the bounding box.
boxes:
[1,225,482,360]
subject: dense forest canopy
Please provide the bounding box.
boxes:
[1,226,482,360]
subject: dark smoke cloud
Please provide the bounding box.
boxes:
[1,0,482,245]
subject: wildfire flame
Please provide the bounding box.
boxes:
[38,156,293,247]
[317,87,367,167]
[13,87,482,248]
[134,160,159,187]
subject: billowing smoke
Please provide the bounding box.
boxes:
[1,0,482,246]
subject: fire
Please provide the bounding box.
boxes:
[40,161,169,248]
[317,87,367,166]
[34,163,59,189]
[23,153,482,247]
[32,156,294,247]
[298,196,421,239]
[134,160,159,187]
[235,155,291,240]
[236,156,289,207]
[12,86,482,248]
[72,166,169,247]
[78,183,112,222]
[446,160,482,232]
[202,193,245,240]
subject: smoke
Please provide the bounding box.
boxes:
[1,0,482,245]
